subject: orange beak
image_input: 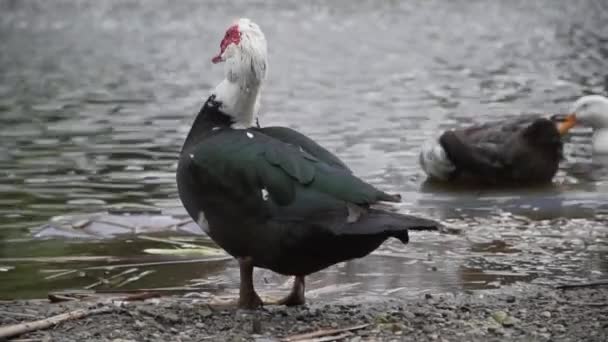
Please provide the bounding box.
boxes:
[557,113,577,135]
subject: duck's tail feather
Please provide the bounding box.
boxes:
[339,209,442,244]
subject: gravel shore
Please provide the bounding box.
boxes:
[1,284,606,341]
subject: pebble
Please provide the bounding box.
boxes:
[199,308,213,318]
[163,313,181,323]
[541,311,552,319]
[423,324,435,333]
[404,311,416,320]
[492,311,508,324]
[553,324,566,333]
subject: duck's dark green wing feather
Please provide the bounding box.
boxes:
[189,129,397,209]
[255,126,351,172]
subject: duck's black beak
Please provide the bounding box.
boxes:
[551,113,577,135]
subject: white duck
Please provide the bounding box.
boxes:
[554,95,608,154]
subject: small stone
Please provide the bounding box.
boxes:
[330,322,338,328]
[502,316,516,327]
[541,311,551,319]
[442,310,457,320]
[195,322,205,329]
[552,324,566,333]
[492,311,508,324]
[163,313,181,324]
[404,311,416,320]
[428,333,438,340]
[423,325,435,333]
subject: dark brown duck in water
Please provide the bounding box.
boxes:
[419,115,576,185]
[176,18,441,309]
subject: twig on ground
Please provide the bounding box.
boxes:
[312,332,354,342]
[0,311,39,319]
[47,294,76,303]
[120,292,161,301]
[0,306,114,340]
[95,286,212,294]
[282,323,370,342]
[570,302,608,307]
[556,279,608,289]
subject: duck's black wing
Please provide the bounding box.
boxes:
[439,115,542,180]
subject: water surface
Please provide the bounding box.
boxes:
[1,0,607,300]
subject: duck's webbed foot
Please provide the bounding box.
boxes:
[274,275,306,306]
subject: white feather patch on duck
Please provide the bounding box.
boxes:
[419,135,455,181]
[197,211,210,234]
[347,203,366,223]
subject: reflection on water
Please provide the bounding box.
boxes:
[1,0,608,299]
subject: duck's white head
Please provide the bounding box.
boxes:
[212,18,268,84]
[554,95,608,154]
[568,95,608,129]
[211,18,268,128]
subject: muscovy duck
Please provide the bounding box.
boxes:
[176,18,441,309]
[419,115,574,185]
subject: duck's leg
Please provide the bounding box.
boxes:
[237,257,263,309]
[275,275,306,306]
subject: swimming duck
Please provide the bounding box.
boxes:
[552,95,608,155]
[419,114,574,185]
[177,18,441,309]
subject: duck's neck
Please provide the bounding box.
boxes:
[181,74,263,153]
[592,129,608,154]
[213,77,262,129]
